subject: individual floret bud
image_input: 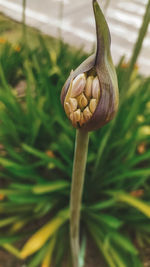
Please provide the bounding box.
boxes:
[85,76,93,100]
[79,112,86,127]
[83,107,92,121]
[77,93,88,109]
[71,74,86,98]
[64,102,71,115]
[69,98,78,112]
[89,99,97,113]
[92,77,100,99]
[61,0,119,131]
[74,109,81,122]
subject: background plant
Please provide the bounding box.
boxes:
[0,2,150,267]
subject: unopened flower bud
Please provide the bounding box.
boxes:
[79,112,86,127]
[89,99,97,113]
[64,102,72,115]
[85,76,93,100]
[61,0,119,131]
[92,77,100,99]
[69,98,78,112]
[77,93,88,109]
[83,107,92,121]
[71,74,86,98]
[74,109,81,122]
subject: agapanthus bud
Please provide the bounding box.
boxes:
[61,0,119,131]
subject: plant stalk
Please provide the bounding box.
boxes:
[121,0,150,100]
[70,129,89,267]
[22,0,27,43]
[126,0,150,80]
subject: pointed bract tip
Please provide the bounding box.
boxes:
[93,0,98,7]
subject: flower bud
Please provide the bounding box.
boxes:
[71,74,86,98]
[69,98,78,112]
[83,107,92,121]
[89,99,97,113]
[77,93,88,109]
[85,76,93,100]
[92,77,100,99]
[61,0,119,131]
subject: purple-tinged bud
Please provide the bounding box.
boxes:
[61,0,119,131]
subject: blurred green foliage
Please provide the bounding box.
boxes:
[0,13,150,267]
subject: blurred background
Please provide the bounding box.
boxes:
[0,1,150,267]
[0,0,150,74]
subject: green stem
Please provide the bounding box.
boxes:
[127,0,150,79]
[70,129,89,267]
[121,0,150,99]
[22,0,27,43]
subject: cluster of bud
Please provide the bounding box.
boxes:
[64,73,100,128]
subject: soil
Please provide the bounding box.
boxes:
[0,241,150,267]
[84,237,107,267]
[0,237,106,267]
[0,249,25,267]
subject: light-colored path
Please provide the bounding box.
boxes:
[0,0,150,75]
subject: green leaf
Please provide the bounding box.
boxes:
[113,192,150,217]
[0,216,20,228]
[0,235,21,245]
[87,221,116,267]
[88,211,123,229]
[32,180,69,194]
[28,243,48,267]
[21,209,69,258]
[2,243,21,259]
[41,237,56,267]
[89,199,116,210]
[99,214,123,229]
[109,232,138,255]
[109,246,126,267]
[22,143,70,175]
